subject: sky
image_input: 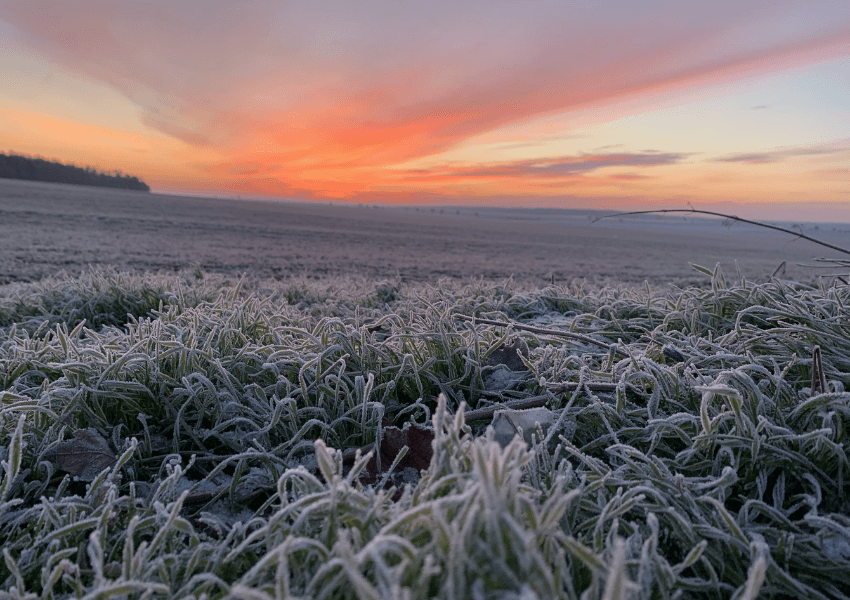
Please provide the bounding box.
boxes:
[0,0,848,221]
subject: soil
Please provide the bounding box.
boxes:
[2,178,847,287]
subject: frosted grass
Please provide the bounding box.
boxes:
[0,266,849,598]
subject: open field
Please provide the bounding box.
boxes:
[2,179,849,287]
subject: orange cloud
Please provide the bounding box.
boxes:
[1,1,848,206]
[209,25,850,198]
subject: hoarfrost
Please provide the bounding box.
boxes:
[492,407,555,447]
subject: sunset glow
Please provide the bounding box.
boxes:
[1,1,848,220]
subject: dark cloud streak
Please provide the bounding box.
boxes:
[399,151,691,180]
[714,141,849,164]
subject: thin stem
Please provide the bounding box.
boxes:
[456,314,626,356]
[592,209,850,258]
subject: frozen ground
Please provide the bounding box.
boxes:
[2,267,850,597]
[2,178,847,286]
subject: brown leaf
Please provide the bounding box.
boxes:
[483,339,529,371]
[360,422,434,486]
[56,429,117,481]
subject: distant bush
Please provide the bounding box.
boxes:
[0,152,150,191]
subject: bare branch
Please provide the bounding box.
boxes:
[593,209,850,258]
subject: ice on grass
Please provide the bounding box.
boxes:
[483,365,527,391]
[3,268,850,598]
[822,532,850,562]
[492,407,555,447]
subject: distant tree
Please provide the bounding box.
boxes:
[0,152,150,192]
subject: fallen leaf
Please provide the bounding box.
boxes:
[483,339,529,371]
[56,429,117,481]
[360,422,434,485]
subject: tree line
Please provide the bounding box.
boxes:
[0,152,150,192]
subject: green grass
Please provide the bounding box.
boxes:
[1,266,849,599]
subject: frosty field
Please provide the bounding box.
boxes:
[2,265,850,599]
[2,180,850,598]
[2,178,848,287]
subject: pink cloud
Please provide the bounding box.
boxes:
[1,1,848,198]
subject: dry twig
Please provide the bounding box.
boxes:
[593,209,850,257]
